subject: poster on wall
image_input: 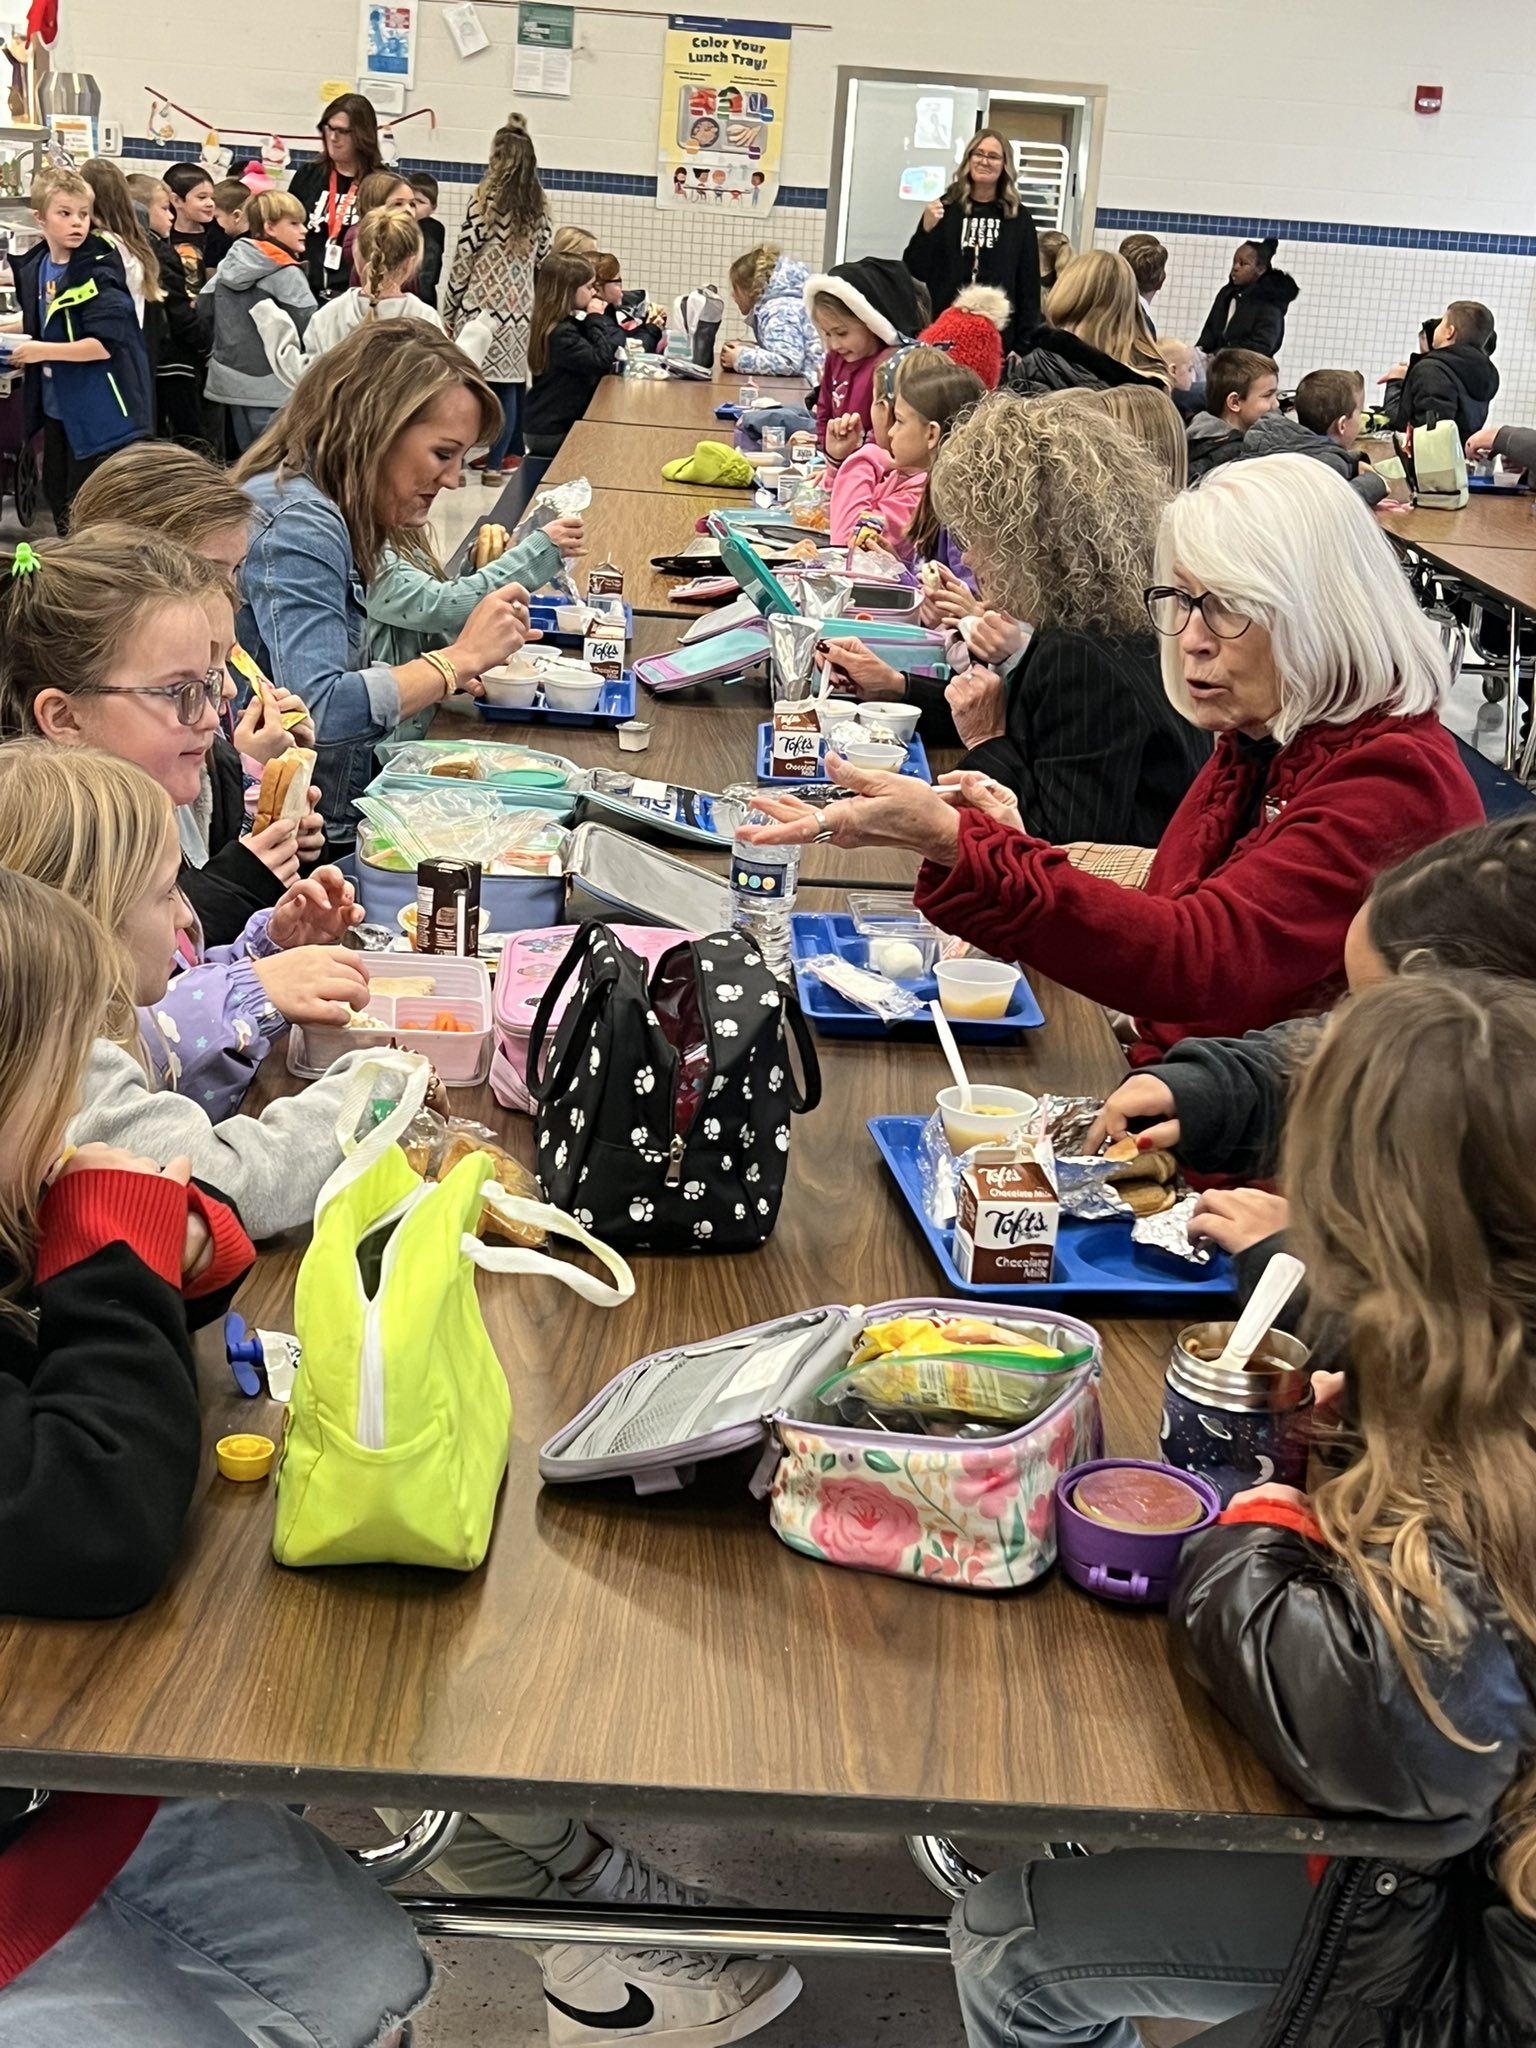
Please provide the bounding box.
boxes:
[514,3,574,98]
[358,1,418,89]
[654,15,789,213]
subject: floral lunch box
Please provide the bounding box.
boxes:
[540,1300,1103,1592]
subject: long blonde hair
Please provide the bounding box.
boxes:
[1037,230,1073,284]
[940,128,1022,218]
[71,441,253,549]
[1285,971,1536,1916]
[528,252,594,379]
[477,113,548,252]
[1064,383,1189,492]
[931,391,1168,633]
[81,156,164,304]
[0,743,171,1054]
[0,864,113,1316]
[729,244,780,306]
[1046,251,1168,385]
[886,346,986,557]
[356,204,423,308]
[232,322,499,582]
[0,529,224,737]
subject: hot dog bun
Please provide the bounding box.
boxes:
[252,748,317,835]
[474,522,510,571]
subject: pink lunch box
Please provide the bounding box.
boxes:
[491,923,700,1112]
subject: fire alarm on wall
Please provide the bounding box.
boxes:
[1415,84,1444,114]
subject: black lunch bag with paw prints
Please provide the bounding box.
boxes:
[525,923,821,1254]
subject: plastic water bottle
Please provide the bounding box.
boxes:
[728,820,800,977]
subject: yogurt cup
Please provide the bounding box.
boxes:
[934,957,1021,1021]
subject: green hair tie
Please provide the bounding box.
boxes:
[10,543,38,578]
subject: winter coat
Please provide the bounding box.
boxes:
[734,255,823,381]
[1493,425,1536,472]
[524,312,622,451]
[903,198,1040,355]
[828,443,925,548]
[1173,1502,1536,2048]
[1140,1015,1313,1180]
[914,708,1483,1062]
[12,233,153,459]
[1241,410,1389,506]
[201,237,317,407]
[1004,324,1163,399]
[177,736,285,948]
[1384,342,1501,442]
[1185,409,1247,482]
[1196,266,1299,359]
[442,198,553,384]
[416,215,445,308]
[957,628,1212,848]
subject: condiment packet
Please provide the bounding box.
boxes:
[799,953,924,1024]
[1131,1192,1212,1266]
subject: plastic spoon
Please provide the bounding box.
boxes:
[1212,1252,1307,1373]
[928,999,973,1109]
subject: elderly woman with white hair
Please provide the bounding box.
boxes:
[744,454,1482,1059]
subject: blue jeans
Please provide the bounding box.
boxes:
[0,1799,432,2046]
[486,381,525,466]
[951,1849,1313,2048]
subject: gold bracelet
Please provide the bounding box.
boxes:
[422,649,459,700]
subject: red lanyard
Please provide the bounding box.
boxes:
[325,169,350,241]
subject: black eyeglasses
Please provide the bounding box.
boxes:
[73,671,226,727]
[1144,586,1253,641]
[323,121,353,138]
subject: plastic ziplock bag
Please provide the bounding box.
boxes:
[797,953,924,1024]
[376,738,579,787]
[354,787,568,874]
[510,477,594,598]
[818,1311,1092,1428]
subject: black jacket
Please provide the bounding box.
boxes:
[524,313,622,452]
[959,629,1212,848]
[179,736,286,948]
[903,200,1040,355]
[1147,1015,1316,1179]
[287,157,361,299]
[1173,1521,1536,2046]
[416,215,445,309]
[1003,325,1163,398]
[1185,408,1247,482]
[1385,342,1501,441]
[1196,267,1300,359]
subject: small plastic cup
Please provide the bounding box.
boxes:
[216,1433,276,1482]
[936,1084,1039,1154]
[854,701,921,745]
[935,957,1021,1021]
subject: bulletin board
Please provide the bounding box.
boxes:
[654,14,789,214]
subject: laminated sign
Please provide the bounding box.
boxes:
[655,14,790,213]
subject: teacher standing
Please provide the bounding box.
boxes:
[903,129,1041,355]
[286,93,383,300]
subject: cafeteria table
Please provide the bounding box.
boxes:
[549,417,760,498]
[586,368,809,431]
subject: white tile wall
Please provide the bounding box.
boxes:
[1094,227,1536,428]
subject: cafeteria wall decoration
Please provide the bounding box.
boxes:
[655,14,789,213]
[359,0,418,88]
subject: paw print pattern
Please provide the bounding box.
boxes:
[539,1129,551,1150]
[768,1065,783,1092]
[734,1202,747,1221]
[745,1162,761,1184]
[631,1126,650,1150]
[699,956,715,972]
[716,1018,739,1039]
[759,988,780,1008]
[645,1010,659,1027]
[694,1219,714,1240]
[743,951,762,969]
[589,1046,602,1075]
[756,1197,771,1216]
[554,1141,568,1169]
[576,1207,594,1228]
[715,983,742,1003]
[629,1197,654,1223]
[635,1065,655,1094]
[683,1180,704,1202]
[569,1107,585,1133]
[709,1075,727,1098]
[774,1127,790,1152]
[720,1154,732,1173]
[703,1116,722,1140]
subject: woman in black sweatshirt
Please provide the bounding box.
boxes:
[903,129,1041,354]
[518,251,622,509]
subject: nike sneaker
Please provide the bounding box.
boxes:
[541,1944,801,2047]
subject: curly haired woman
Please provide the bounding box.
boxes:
[930,392,1211,845]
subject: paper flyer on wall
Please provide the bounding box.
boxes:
[514,3,574,98]
[655,15,789,213]
[359,1,418,88]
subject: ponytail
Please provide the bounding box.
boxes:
[355,204,424,314]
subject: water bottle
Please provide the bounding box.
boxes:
[728,819,800,978]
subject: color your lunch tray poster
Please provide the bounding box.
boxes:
[655,16,789,213]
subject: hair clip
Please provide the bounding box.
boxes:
[9,543,38,578]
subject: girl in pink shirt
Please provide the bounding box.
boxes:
[829,345,985,550]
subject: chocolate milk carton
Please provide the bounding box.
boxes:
[770,700,821,779]
[954,1147,1060,1286]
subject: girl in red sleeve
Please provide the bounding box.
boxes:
[0,867,432,2042]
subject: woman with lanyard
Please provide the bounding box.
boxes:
[287,93,383,300]
[904,128,1041,355]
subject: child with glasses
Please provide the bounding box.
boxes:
[0,533,388,1168]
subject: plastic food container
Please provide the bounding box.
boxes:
[840,738,906,772]
[855,701,921,744]
[935,957,1021,1021]
[287,952,495,1087]
[480,666,540,708]
[937,1084,1039,1154]
[1055,1459,1220,1605]
[616,720,652,751]
[543,674,605,714]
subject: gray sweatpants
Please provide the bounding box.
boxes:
[377,1808,601,1900]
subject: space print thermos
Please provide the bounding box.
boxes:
[1159,1322,1313,1504]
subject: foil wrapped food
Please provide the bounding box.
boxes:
[1039,1095,1132,1221]
[1130,1192,1212,1266]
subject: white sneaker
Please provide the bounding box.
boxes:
[541,1943,801,2047]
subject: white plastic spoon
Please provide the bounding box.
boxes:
[929,999,973,1110]
[1213,1252,1307,1373]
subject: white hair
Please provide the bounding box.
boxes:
[1156,454,1448,744]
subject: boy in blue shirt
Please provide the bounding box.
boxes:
[10,167,152,531]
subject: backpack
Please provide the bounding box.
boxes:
[525,923,820,1254]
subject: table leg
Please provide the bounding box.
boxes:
[1507,602,1525,775]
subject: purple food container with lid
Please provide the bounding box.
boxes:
[1054,1458,1221,1606]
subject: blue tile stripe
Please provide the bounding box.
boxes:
[1096,206,1536,258]
[122,135,828,209]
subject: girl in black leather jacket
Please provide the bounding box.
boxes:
[952,972,1536,2048]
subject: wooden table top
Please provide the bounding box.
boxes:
[550,420,760,500]
[577,488,718,617]
[1407,542,1536,612]
[586,371,809,430]
[1386,491,1536,555]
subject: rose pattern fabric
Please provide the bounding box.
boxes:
[770,1372,1101,1591]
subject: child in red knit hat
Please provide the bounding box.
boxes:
[919,282,1011,391]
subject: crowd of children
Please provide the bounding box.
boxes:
[3,95,1536,2048]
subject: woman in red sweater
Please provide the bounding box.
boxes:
[745,455,1482,1058]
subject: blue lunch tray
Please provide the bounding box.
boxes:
[790,913,1042,1040]
[756,723,932,787]
[527,598,636,648]
[868,1115,1236,1310]
[478,671,637,728]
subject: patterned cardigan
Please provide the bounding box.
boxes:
[442,200,553,383]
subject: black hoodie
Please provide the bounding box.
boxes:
[1384,340,1500,441]
[1003,324,1164,398]
[1196,266,1300,359]
[903,200,1040,355]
